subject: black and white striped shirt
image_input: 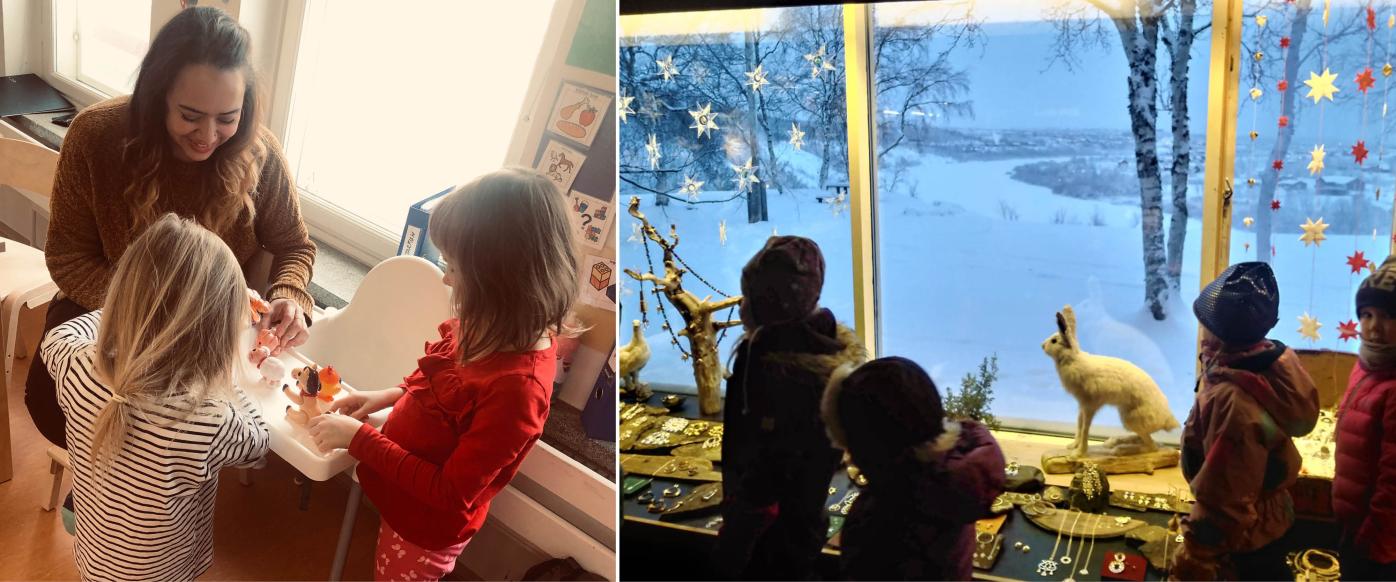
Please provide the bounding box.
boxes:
[45,311,270,582]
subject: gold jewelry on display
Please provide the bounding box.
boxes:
[1060,509,1082,565]
[662,484,682,498]
[1038,508,1066,576]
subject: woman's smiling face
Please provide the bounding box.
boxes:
[165,64,245,162]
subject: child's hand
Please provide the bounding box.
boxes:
[307,412,362,452]
[260,299,309,354]
[328,387,405,420]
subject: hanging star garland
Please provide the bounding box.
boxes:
[1250,131,1260,141]
[1255,51,1266,62]
[1323,0,1331,27]
[1305,68,1341,103]
[1244,216,1255,228]
[689,103,720,139]
[804,45,836,78]
[628,222,643,244]
[1280,115,1290,128]
[1353,140,1370,164]
[680,175,704,201]
[1389,13,1394,28]
[657,54,679,81]
[618,94,635,124]
[730,158,760,193]
[744,64,769,93]
[1272,199,1283,210]
[1357,68,1377,93]
[1308,144,1327,175]
[1257,14,1268,27]
[1386,63,1394,77]
[789,123,806,150]
[1249,177,1259,186]
[1274,159,1286,171]
[1339,320,1360,341]
[645,133,662,170]
[1278,79,1289,92]
[1300,217,1330,246]
[1369,6,1378,30]
[1298,312,1323,341]
[1281,36,1292,49]
[718,219,727,246]
[1349,251,1370,273]
[1251,87,1264,100]
[1245,242,1253,252]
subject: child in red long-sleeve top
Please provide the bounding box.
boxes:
[308,168,581,581]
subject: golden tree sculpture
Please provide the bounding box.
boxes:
[623,196,742,416]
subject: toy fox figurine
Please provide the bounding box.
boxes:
[247,289,271,325]
[317,366,342,400]
[284,365,328,425]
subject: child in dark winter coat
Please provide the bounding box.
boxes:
[1333,255,1396,579]
[1174,261,1320,580]
[715,236,865,580]
[820,356,1005,581]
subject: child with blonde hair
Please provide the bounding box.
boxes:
[309,168,580,581]
[44,213,269,582]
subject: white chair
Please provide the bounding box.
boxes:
[0,137,59,485]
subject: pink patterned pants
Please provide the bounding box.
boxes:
[374,521,469,581]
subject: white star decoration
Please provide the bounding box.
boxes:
[731,158,760,193]
[789,123,806,150]
[744,64,769,92]
[628,222,642,244]
[1298,312,1322,342]
[1300,217,1329,247]
[718,219,728,246]
[645,134,662,170]
[657,54,678,81]
[1243,216,1255,228]
[804,44,836,79]
[689,103,719,139]
[1307,144,1326,175]
[618,95,635,124]
[681,175,704,201]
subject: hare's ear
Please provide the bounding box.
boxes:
[1061,305,1078,339]
[1055,312,1072,350]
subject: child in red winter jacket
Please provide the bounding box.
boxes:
[1333,255,1396,579]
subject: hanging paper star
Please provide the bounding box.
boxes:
[688,103,719,139]
[645,134,662,170]
[744,64,769,93]
[628,222,642,244]
[1281,36,1291,49]
[1339,320,1360,341]
[1357,68,1377,93]
[804,45,836,79]
[1244,216,1255,228]
[680,175,704,201]
[1300,217,1329,247]
[1272,199,1282,210]
[618,95,635,124]
[1255,51,1266,62]
[1308,144,1326,175]
[1278,80,1289,92]
[1279,116,1290,128]
[1248,177,1258,186]
[1256,14,1268,27]
[1386,63,1394,77]
[1304,68,1340,103]
[1349,251,1370,273]
[1389,13,1394,28]
[1369,6,1377,30]
[1250,131,1260,141]
[730,158,760,193]
[1250,87,1263,100]
[789,123,806,150]
[1274,159,1285,171]
[1298,312,1323,342]
[1353,141,1370,164]
[718,219,727,246]
[657,54,678,81]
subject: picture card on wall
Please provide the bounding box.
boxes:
[547,81,612,149]
[536,139,586,195]
[569,191,615,250]
[579,253,616,312]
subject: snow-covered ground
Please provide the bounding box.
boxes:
[621,146,1386,428]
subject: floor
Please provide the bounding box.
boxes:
[0,305,477,581]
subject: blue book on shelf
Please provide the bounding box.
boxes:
[397,186,453,267]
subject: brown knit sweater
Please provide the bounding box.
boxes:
[46,97,316,312]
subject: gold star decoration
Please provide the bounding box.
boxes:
[789,123,806,150]
[1385,63,1393,77]
[718,219,727,246]
[1256,14,1268,27]
[1298,312,1322,342]
[1250,87,1264,100]
[1304,68,1340,103]
[645,134,662,169]
[1308,144,1327,175]
[1389,13,1394,28]
[731,158,760,193]
[1250,130,1260,140]
[745,64,769,93]
[1255,51,1266,62]
[1300,217,1330,247]
[1248,177,1258,186]
[657,54,678,81]
[689,103,719,139]
[1243,216,1255,228]
[1323,0,1331,27]
[680,175,704,201]
[618,95,635,124]
[804,45,837,78]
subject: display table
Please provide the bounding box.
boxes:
[620,390,1341,581]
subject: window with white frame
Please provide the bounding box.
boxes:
[50,0,152,97]
[281,0,560,239]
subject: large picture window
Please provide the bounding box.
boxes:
[51,0,152,97]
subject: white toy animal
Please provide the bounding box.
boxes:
[1042,305,1180,458]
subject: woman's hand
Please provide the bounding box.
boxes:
[327,387,405,420]
[307,412,363,452]
[260,298,308,354]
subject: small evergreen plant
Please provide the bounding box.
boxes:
[945,355,1001,431]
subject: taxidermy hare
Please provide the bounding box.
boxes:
[1042,305,1179,458]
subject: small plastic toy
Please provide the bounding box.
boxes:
[258,357,288,386]
[284,365,331,425]
[249,328,280,367]
[317,366,342,399]
[247,289,271,326]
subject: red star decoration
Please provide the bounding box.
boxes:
[1272,199,1282,210]
[1280,37,1291,49]
[1358,68,1377,93]
[1349,250,1370,273]
[1279,116,1289,127]
[1369,6,1378,30]
[1278,79,1289,91]
[1273,160,1285,171]
[1353,140,1370,164]
[1339,320,1360,341]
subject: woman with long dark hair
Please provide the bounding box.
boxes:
[26,5,316,449]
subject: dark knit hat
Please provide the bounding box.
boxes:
[739,235,825,327]
[1357,255,1396,316]
[829,357,945,473]
[1193,261,1280,346]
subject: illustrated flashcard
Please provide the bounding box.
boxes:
[536,140,586,195]
[569,191,615,250]
[579,254,616,312]
[547,82,612,148]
